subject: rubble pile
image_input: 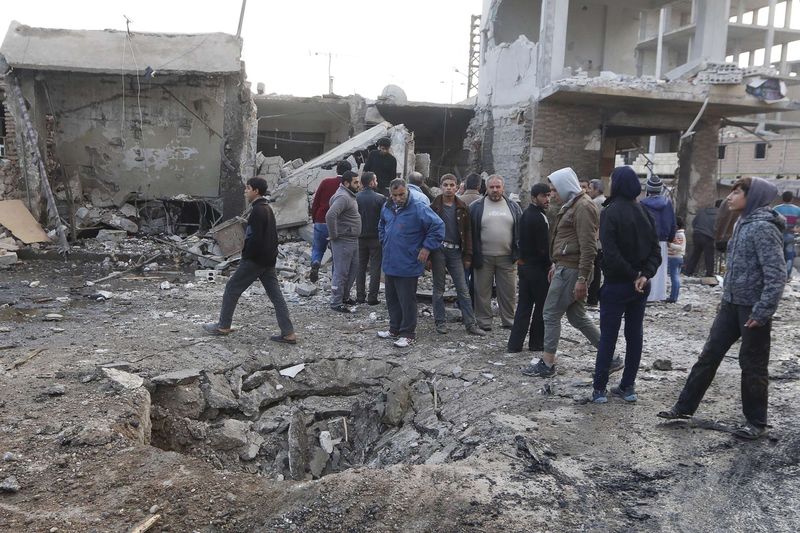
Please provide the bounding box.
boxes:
[0,228,22,266]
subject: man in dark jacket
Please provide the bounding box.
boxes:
[591,166,662,403]
[378,178,445,348]
[508,182,552,353]
[684,201,719,277]
[363,137,397,195]
[326,171,362,313]
[356,172,385,305]
[640,175,676,302]
[659,177,785,440]
[430,174,485,336]
[309,160,352,282]
[203,177,296,344]
[470,175,523,330]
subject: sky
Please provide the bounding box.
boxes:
[0,0,483,103]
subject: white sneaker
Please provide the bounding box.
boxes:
[393,337,414,348]
[377,330,398,339]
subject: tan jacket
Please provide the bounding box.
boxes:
[550,192,599,280]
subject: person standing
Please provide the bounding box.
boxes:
[326,171,362,313]
[355,172,385,305]
[774,190,800,280]
[591,166,661,403]
[683,201,719,277]
[469,175,522,331]
[458,173,483,206]
[203,177,296,344]
[586,178,606,306]
[378,178,445,347]
[640,175,676,302]
[658,177,785,440]
[406,171,432,206]
[430,174,486,336]
[507,183,552,353]
[666,217,686,303]
[309,160,352,283]
[522,167,605,378]
[363,137,397,195]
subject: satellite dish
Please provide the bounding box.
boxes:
[380,85,408,104]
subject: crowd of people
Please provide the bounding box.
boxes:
[202,136,795,440]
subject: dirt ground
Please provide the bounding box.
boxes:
[1,243,799,532]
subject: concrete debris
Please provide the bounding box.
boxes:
[151,369,203,386]
[95,229,127,243]
[0,476,20,493]
[0,252,19,266]
[209,419,250,451]
[43,314,63,322]
[319,431,335,454]
[279,364,306,379]
[287,409,309,480]
[294,282,318,297]
[652,359,673,371]
[102,368,144,390]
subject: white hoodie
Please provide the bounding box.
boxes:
[548,167,582,206]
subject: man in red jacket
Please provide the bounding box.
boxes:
[309,160,352,282]
[203,177,296,344]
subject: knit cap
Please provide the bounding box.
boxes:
[646,174,663,195]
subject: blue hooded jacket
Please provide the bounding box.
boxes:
[379,193,445,277]
[640,194,677,242]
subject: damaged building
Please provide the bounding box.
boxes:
[468,0,800,218]
[0,20,256,241]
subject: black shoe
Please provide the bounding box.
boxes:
[309,262,320,283]
[521,360,556,378]
[330,304,353,313]
[656,406,691,420]
[733,422,768,440]
[367,299,380,306]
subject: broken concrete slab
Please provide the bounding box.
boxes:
[0,252,18,266]
[270,185,310,229]
[151,382,205,420]
[209,419,250,450]
[0,200,50,244]
[295,283,318,297]
[102,368,144,390]
[151,369,203,386]
[201,372,239,410]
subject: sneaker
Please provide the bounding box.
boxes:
[393,337,414,348]
[611,385,637,402]
[521,360,556,378]
[592,389,608,404]
[610,357,625,374]
[309,261,320,282]
[330,304,354,314]
[466,324,487,337]
[435,323,448,334]
[377,330,399,339]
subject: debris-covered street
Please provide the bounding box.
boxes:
[1,240,799,531]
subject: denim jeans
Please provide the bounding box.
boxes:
[311,223,329,264]
[385,275,419,338]
[675,301,771,428]
[218,259,294,336]
[784,234,796,280]
[507,264,549,352]
[431,247,475,328]
[330,239,358,307]
[542,265,600,354]
[356,237,382,302]
[592,281,649,391]
[668,256,683,302]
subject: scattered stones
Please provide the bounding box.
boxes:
[95,229,127,243]
[0,476,20,493]
[452,366,463,379]
[295,282,319,297]
[43,314,63,322]
[29,280,40,288]
[159,281,172,290]
[209,419,250,450]
[151,369,202,386]
[2,452,16,462]
[45,384,66,396]
[279,363,306,378]
[0,252,19,266]
[102,368,144,390]
[309,446,329,478]
[319,431,335,454]
[652,359,673,371]
[382,380,411,427]
[201,372,239,410]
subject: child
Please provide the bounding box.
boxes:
[666,217,686,303]
[658,177,785,440]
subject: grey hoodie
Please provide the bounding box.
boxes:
[326,185,362,241]
[548,167,582,205]
[723,179,785,323]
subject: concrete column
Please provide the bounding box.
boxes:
[537,0,569,88]
[780,43,789,74]
[690,0,731,62]
[786,0,794,29]
[737,0,745,23]
[765,0,777,65]
[655,7,667,78]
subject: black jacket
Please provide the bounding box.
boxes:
[692,206,718,239]
[356,188,386,239]
[600,167,662,282]
[518,204,551,271]
[241,197,279,267]
[469,195,523,269]
[363,150,397,194]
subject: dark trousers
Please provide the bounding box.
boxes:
[507,265,549,351]
[685,233,715,276]
[587,249,602,306]
[385,275,418,338]
[218,259,294,336]
[675,301,771,427]
[356,237,382,302]
[592,281,648,391]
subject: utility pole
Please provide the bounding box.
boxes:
[237,0,247,39]
[467,14,481,98]
[328,52,334,95]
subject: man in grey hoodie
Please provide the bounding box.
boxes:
[658,177,785,440]
[326,171,362,313]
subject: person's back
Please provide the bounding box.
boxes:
[692,206,717,238]
[364,137,397,193]
[775,192,800,280]
[356,187,385,239]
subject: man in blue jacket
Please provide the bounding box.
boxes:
[378,178,445,348]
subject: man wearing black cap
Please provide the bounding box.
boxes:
[363,137,398,195]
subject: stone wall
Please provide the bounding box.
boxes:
[0,78,20,200]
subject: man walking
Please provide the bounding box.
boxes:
[326,171,362,313]
[522,167,605,378]
[658,177,785,440]
[430,174,485,336]
[775,191,800,280]
[363,137,397,195]
[508,182,551,353]
[309,160,352,282]
[203,177,296,344]
[591,166,661,403]
[356,171,385,305]
[378,178,444,347]
[470,175,522,331]
[684,200,719,277]
[640,175,676,302]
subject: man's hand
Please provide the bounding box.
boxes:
[745,319,763,329]
[548,265,556,283]
[418,248,430,263]
[634,276,648,293]
[573,281,587,301]
[517,259,525,266]
[463,259,472,270]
